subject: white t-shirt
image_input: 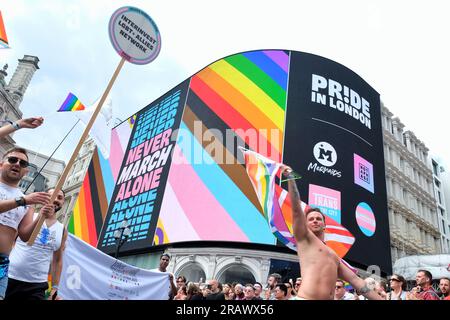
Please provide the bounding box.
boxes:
[388,291,407,300]
[338,292,356,300]
[8,213,65,283]
[0,181,28,231]
[150,268,172,299]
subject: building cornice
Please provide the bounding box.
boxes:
[388,198,440,237]
[383,131,431,176]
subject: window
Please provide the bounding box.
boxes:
[402,189,408,206]
[177,263,206,283]
[399,157,405,171]
[218,265,256,285]
[432,160,439,176]
[395,212,402,229]
[388,209,394,224]
[434,179,441,189]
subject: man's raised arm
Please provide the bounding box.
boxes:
[338,260,383,300]
[0,117,44,138]
[282,166,308,241]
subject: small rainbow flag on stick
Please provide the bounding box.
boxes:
[0,11,9,48]
[58,93,86,112]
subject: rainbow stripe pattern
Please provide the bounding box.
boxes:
[0,11,8,48]
[242,148,298,250]
[189,50,288,162]
[155,50,290,245]
[243,148,281,220]
[58,93,86,112]
[67,117,134,246]
[68,50,357,258]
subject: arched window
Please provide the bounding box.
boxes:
[177,263,206,283]
[217,264,256,285]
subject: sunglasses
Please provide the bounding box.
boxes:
[6,156,29,168]
[390,278,400,282]
[335,286,343,289]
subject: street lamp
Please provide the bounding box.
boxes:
[114,219,131,259]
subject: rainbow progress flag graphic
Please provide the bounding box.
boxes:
[0,11,9,48]
[58,93,86,112]
[68,118,134,246]
[242,148,355,258]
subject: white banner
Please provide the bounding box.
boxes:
[59,234,170,300]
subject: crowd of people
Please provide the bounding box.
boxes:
[170,272,450,301]
[155,254,450,301]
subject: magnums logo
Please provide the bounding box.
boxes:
[308,142,342,178]
[313,142,336,167]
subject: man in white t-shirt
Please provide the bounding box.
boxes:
[5,188,67,300]
[0,147,53,300]
[151,253,177,299]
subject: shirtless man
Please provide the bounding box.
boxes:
[283,166,382,300]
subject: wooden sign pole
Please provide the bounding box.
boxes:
[27,57,126,245]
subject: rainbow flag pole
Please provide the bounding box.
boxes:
[0,11,9,48]
[27,57,127,246]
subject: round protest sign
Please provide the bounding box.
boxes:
[108,6,161,65]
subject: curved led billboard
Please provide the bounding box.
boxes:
[87,50,391,274]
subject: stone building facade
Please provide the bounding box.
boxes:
[382,103,441,263]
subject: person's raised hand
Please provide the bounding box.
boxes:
[17,117,44,129]
[23,192,51,206]
[40,204,56,219]
[280,164,294,177]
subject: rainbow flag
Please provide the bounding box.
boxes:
[67,148,113,246]
[58,93,86,112]
[242,148,355,259]
[0,11,9,48]
[242,147,281,221]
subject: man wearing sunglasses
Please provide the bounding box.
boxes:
[0,147,53,300]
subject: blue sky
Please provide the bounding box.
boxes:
[1,0,450,168]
